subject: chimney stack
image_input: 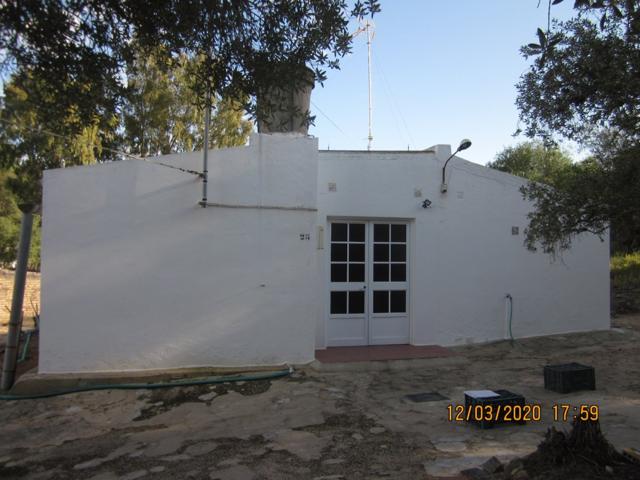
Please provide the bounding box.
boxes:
[257,65,315,135]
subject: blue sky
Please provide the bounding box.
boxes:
[308,0,578,165]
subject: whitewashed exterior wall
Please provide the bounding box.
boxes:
[40,133,609,373]
[315,148,610,348]
[40,134,319,373]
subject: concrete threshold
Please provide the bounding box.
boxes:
[309,355,469,373]
[10,364,290,396]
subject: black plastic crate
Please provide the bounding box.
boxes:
[464,389,526,429]
[544,362,595,393]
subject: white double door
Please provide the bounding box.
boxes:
[327,221,410,346]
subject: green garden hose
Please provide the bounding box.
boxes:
[17,330,33,363]
[506,294,515,345]
[0,366,292,401]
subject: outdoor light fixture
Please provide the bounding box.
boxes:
[441,138,472,193]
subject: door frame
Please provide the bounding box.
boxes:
[324,217,413,347]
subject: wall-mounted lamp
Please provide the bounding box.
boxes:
[441,138,472,193]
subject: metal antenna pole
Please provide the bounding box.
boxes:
[366,20,373,151]
[351,20,375,151]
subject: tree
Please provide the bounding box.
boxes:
[0,170,40,270]
[0,68,121,204]
[1,0,383,265]
[0,46,253,268]
[129,1,380,113]
[0,1,380,201]
[1,0,380,129]
[0,68,111,269]
[515,0,640,255]
[122,49,252,157]
[487,141,573,185]
[520,137,640,255]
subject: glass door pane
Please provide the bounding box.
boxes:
[328,222,368,346]
[330,222,367,288]
[371,223,407,314]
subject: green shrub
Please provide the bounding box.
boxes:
[611,252,640,289]
[0,170,40,271]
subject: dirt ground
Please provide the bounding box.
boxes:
[1,315,639,480]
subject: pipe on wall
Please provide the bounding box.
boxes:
[201,95,211,207]
[1,204,35,391]
[505,294,514,344]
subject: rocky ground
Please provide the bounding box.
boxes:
[0,315,639,480]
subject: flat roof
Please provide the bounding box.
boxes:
[318,149,435,154]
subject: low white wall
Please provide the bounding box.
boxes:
[316,149,610,348]
[40,134,319,373]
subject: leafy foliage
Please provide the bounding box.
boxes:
[0,170,40,270]
[0,69,120,204]
[1,2,382,266]
[0,46,253,267]
[1,1,380,117]
[0,0,380,202]
[123,48,252,156]
[515,0,640,255]
[611,251,640,289]
[519,158,609,255]
[487,141,573,184]
[517,17,640,145]
[519,143,640,255]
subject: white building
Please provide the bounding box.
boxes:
[39,130,610,374]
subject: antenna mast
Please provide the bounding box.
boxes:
[353,20,375,150]
[366,20,373,151]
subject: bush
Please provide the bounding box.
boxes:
[0,170,40,271]
[611,252,640,289]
